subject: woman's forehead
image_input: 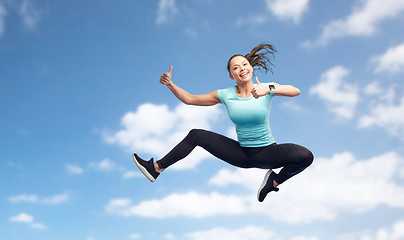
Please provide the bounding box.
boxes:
[230,56,248,65]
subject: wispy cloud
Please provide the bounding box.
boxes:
[303,0,404,47]
[65,163,84,175]
[89,158,116,172]
[372,42,404,74]
[185,226,281,240]
[235,14,267,27]
[122,171,141,179]
[310,66,359,119]
[104,103,223,170]
[265,0,310,24]
[156,0,178,25]
[359,95,404,139]
[66,159,137,179]
[9,192,70,205]
[8,194,38,203]
[236,0,309,27]
[336,219,404,240]
[18,0,40,30]
[128,233,141,239]
[0,3,6,37]
[9,213,47,230]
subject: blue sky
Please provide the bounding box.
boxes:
[1,0,404,239]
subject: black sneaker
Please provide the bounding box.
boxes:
[257,170,279,202]
[132,153,160,182]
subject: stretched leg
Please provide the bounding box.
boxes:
[157,129,253,169]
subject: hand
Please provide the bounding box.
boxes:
[160,66,173,85]
[251,77,269,99]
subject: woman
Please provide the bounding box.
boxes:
[133,43,313,202]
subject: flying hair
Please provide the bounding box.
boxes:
[227,43,277,74]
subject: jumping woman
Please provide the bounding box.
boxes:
[133,43,314,202]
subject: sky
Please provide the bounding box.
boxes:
[1,0,404,239]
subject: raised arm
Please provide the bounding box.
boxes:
[251,77,301,98]
[160,66,220,106]
[272,82,301,97]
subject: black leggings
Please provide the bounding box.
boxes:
[157,129,313,184]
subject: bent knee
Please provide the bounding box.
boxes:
[188,129,204,137]
[302,149,314,167]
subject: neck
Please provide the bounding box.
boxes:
[236,80,254,98]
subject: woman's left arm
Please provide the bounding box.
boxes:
[251,78,300,98]
[272,82,300,97]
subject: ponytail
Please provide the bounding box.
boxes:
[227,43,277,74]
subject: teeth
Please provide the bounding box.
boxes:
[241,72,248,77]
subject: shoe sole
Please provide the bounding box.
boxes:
[257,170,272,201]
[132,154,156,183]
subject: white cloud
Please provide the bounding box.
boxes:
[235,14,267,27]
[236,0,309,27]
[89,158,116,172]
[358,95,404,138]
[129,233,141,239]
[209,168,266,190]
[106,151,404,224]
[122,171,140,179]
[29,223,47,229]
[9,192,70,205]
[9,213,33,223]
[364,80,381,95]
[104,103,223,170]
[41,192,70,205]
[310,66,359,119]
[164,233,176,240]
[105,191,247,219]
[265,0,310,24]
[185,226,281,240]
[372,42,404,74]
[66,163,84,175]
[9,213,47,230]
[0,3,6,36]
[218,151,404,224]
[336,219,404,240]
[290,237,318,240]
[18,0,40,30]
[303,0,404,47]
[9,194,38,203]
[156,0,178,25]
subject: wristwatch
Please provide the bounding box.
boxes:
[268,84,275,95]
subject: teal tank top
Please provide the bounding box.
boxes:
[218,83,275,147]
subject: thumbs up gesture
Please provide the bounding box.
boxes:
[251,77,268,99]
[160,66,173,85]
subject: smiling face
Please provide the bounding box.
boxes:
[228,55,253,83]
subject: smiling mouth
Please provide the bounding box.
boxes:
[240,71,248,77]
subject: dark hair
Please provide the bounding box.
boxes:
[227,43,277,74]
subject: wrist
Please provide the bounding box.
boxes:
[268,84,275,95]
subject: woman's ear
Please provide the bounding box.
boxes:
[229,74,234,80]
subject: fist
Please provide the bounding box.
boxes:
[160,66,173,85]
[251,77,269,98]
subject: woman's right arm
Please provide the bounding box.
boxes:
[160,66,220,106]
